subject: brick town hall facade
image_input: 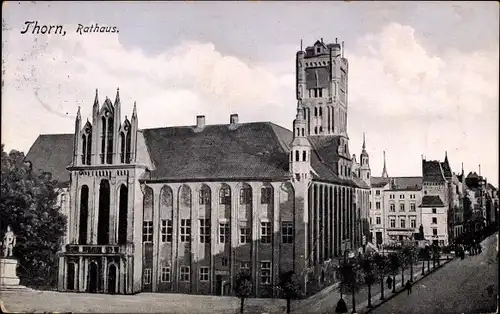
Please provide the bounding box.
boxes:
[25,39,371,297]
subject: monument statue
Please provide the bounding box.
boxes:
[2,225,16,258]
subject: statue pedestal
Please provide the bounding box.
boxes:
[0,258,20,286]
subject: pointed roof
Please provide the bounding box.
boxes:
[422,159,446,183]
[381,151,388,178]
[93,89,99,107]
[114,87,121,106]
[419,195,446,208]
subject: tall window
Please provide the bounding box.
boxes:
[161,219,172,243]
[376,216,381,225]
[390,218,396,228]
[376,202,381,210]
[199,189,211,205]
[143,221,153,242]
[410,219,416,228]
[219,222,230,243]
[79,186,89,245]
[400,194,405,199]
[143,268,152,285]
[400,218,406,228]
[240,187,252,205]
[180,219,191,242]
[219,187,231,205]
[199,219,210,243]
[260,261,272,285]
[160,267,170,282]
[432,208,437,214]
[399,203,405,212]
[199,267,209,282]
[432,217,437,224]
[261,222,271,244]
[120,127,132,164]
[281,221,293,244]
[240,225,251,244]
[432,228,438,236]
[261,187,273,204]
[180,266,190,282]
[375,190,380,196]
[410,203,416,212]
[389,203,395,212]
[106,116,114,164]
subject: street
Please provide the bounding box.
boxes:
[370,233,498,314]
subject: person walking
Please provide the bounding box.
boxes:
[386,276,393,290]
[405,280,412,295]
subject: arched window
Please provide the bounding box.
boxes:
[301,128,305,136]
[319,107,322,117]
[101,117,106,164]
[79,186,89,244]
[314,107,318,117]
[82,135,87,164]
[302,150,307,162]
[97,180,110,245]
[295,150,300,162]
[120,133,125,163]
[118,184,128,245]
[106,116,114,164]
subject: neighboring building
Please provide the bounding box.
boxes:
[421,155,454,246]
[369,152,423,246]
[25,39,370,298]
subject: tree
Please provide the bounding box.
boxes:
[278,271,301,314]
[402,246,418,280]
[336,257,364,313]
[373,253,389,301]
[0,145,67,289]
[234,270,253,314]
[398,250,409,285]
[359,253,377,308]
[387,252,401,293]
[432,244,441,267]
[424,245,432,272]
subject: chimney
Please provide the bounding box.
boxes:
[230,114,239,125]
[196,115,205,129]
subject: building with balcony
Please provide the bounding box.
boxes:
[24,39,370,297]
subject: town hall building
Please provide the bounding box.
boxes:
[25,39,371,298]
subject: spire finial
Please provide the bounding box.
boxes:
[341,41,345,58]
[115,87,120,105]
[382,150,388,178]
[132,101,137,117]
[93,89,99,106]
[300,39,303,51]
[362,132,366,150]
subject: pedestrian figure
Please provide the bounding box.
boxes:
[386,276,393,289]
[405,280,412,295]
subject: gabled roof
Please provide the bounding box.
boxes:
[25,134,74,186]
[390,177,423,191]
[422,160,446,183]
[25,122,369,189]
[419,195,446,208]
[441,160,452,179]
[371,176,390,188]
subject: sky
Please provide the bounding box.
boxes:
[2,1,499,186]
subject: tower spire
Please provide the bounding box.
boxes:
[93,89,99,107]
[132,101,137,117]
[76,106,81,119]
[382,150,389,178]
[115,87,120,105]
[362,132,366,150]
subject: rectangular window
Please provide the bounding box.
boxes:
[390,218,396,228]
[161,219,173,243]
[376,216,381,225]
[240,225,251,244]
[261,187,273,204]
[199,219,211,243]
[199,189,211,205]
[400,218,406,228]
[400,194,404,199]
[199,267,209,282]
[410,203,416,212]
[432,208,437,214]
[432,228,438,236]
[240,262,250,271]
[376,202,381,210]
[389,203,395,212]
[180,219,191,242]
[219,222,230,243]
[410,219,416,228]
[399,203,405,212]
[376,190,380,196]
[432,217,437,224]
[389,194,395,199]
[144,268,152,285]
[221,257,229,267]
[219,188,231,205]
[370,217,372,225]
[260,261,272,285]
[281,221,293,244]
[180,266,190,282]
[369,201,372,209]
[143,221,153,243]
[261,222,272,244]
[240,187,252,205]
[160,267,171,282]
[439,240,445,246]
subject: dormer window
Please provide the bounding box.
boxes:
[316,47,321,53]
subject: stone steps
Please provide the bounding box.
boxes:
[0,284,33,292]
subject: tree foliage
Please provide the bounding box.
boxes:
[279,271,301,313]
[336,258,364,295]
[234,270,253,314]
[0,145,67,289]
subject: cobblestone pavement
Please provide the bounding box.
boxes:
[370,233,498,314]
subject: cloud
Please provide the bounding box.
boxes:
[2,21,498,185]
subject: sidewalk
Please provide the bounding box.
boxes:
[291,257,454,314]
